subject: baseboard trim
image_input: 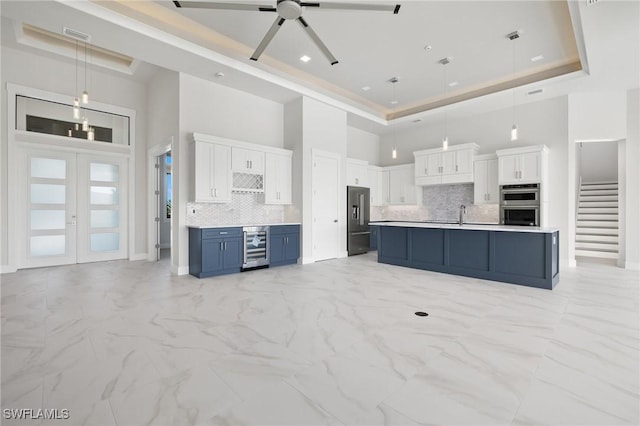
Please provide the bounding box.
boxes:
[625,261,640,271]
[301,256,315,265]
[1,265,18,274]
[338,250,348,258]
[171,265,189,275]
[129,253,148,261]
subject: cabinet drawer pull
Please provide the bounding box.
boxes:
[220,232,228,235]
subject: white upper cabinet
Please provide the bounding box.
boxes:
[194,141,232,203]
[378,170,390,206]
[497,145,548,185]
[388,164,420,205]
[368,166,382,206]
[346,158,369,187]
[192,133,293,204]
[414,143,479,186]
[264,151,292,205]
[232,147,265,174]
[473,155,499,204]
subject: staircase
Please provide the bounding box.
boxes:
[575,181,619,259]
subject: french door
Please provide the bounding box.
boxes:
[18,149,128,269]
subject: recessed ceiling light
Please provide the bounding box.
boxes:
[361,86,371,91]
[390,100,399,105]
[448,81,459,87]
[424,45,432,51]
[531,55,544,62]
[214,71,225,78]
[300,55,311,62]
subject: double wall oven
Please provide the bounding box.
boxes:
[500,183,540,226]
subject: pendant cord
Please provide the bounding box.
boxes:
[75,40,78,97]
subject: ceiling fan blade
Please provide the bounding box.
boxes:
[300,2,400,14]
[250,17,286,61]
[296,17,338,65]
[173,1,276,12]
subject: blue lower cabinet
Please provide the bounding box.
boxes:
[270,225,300,267]
[189,227,243,278]
[378,226,559,289]
[369,226,379,250]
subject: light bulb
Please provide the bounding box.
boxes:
[442,136,449,151]
[81,91,89,104]
[392,147,397,159]
[73,105,80,119]
[68,129,72,137]
[82,118,89,131]
[87,127,95,141]
[511,124,518,141]
[73,97,79,107]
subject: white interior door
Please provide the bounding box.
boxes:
[77,155,128,263]
[312,151,340,261]
[19,150,128,268]
[19,151,77,268]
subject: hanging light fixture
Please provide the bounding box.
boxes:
[81,41,89,104]
[440,57,451,150]
[508,30,520,141]
[82,116,89,132]
[87,127,95,141]
[389,76,399,159]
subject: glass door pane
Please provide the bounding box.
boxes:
[76,155,127,263]
[22,152,77,268]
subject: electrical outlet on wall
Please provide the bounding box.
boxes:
[188,205,198,217]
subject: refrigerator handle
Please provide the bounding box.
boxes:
[359,194,365,226]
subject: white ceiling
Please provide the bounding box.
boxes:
[1,0,638,134]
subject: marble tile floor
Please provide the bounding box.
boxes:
[1,253,638,426]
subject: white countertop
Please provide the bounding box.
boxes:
[188,223,301,229]
[369,221,559,234]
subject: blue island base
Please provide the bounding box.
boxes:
[377,225,559,290]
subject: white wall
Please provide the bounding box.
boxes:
[174,73,285,273]
[380,96,571,265]
[579,141,618,183]
[347,126,380,165]
[568,92,627,141]
[625,89,640,270]
[178,74,284,148]
[284,97,348,262]
[146,68,179,267]
[1,45,149,270]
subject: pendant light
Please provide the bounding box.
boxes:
[440,57,450,150]
[82,117,89,132]
[508,31,520,141]
[389,76,399,159]
[81,41,89,104]
[87,127,95,141]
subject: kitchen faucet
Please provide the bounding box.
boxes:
[459,204,466,225]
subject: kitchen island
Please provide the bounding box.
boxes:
[371,222,559,289]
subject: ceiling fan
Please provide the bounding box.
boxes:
[173,0,401,65]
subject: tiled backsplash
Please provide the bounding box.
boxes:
[187,193,295,226]
[373,183,499,223]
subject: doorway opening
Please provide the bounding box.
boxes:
[574,140,622,267]
[155,151,172,261]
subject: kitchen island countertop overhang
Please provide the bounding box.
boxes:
[371,221,559,290]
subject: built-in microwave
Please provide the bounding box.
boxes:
[500,183,540,205]
[500,205,539,226]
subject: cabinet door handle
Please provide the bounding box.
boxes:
[355,178,359,184]
[250,160,253,169]
[424,168,427,175]
[220,241,223,250]
[456,165,459,172]
[285,236,288,244]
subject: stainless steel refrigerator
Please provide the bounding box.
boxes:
[347,186,370,256]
